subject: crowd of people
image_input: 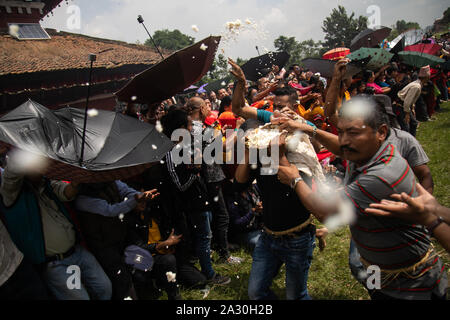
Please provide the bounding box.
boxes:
[0,32,450,301]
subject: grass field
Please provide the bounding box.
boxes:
[176,102,450,300]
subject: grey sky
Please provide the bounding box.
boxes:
[41,0,449,59]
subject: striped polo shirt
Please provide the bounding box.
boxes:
[344,139,447,299]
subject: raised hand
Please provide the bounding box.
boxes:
[333,58,350,81]
[228,58,246,83]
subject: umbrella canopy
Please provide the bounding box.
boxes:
[183,85,199,94]
[441,60,450,72]
[350,26,391,51]
[241,51,290,82]
[347,48,394,70]
[0,100,174,183]
[116,36,221,104]
[301,58,362,79]
[197,84,208,94]
[205,76,233,93]
[322,48,350,61]
[398,51,445,68]
[390,29,425,53]
[404,43,442,56]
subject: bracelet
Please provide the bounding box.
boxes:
[426,216,444,235]
[312,126,317,138]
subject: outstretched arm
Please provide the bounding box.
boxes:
[324,59,348,128]
[366,183,450,253]
[228,58,258,120]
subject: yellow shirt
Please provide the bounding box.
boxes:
[147,219,162,244]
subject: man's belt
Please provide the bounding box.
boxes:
[263,215,313,237]
[46,246,76,263]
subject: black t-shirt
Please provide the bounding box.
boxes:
[234,167,311,232]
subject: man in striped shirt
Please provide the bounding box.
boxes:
[276,96,447,300]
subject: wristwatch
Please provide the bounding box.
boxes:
[426,216,444,235]
[290,176,303,189]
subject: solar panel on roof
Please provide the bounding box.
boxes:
[8,23,51,40]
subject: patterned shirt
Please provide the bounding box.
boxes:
[344,139,447,299]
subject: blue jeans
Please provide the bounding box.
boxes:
[190,211,215,279]
[248,229,315,300]
[348,239,368,285]
[43,245,112,300]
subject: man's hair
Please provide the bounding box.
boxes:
[273,87,298,105]
[339,95,390,132]
[362,70,374,82]
[219,96,232,115]
[160,108,189,138]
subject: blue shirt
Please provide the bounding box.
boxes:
[75,181,139,217]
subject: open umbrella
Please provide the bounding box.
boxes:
[398,51,444,68]
[0,100,174,183]
[390,29,425,54]
[197,84,208,94]
[241,51,290,81]
[347,48,394,70]
[404,43,442,56]
[115,36,221,104]
[301,58,362,79]
[322,48,350,61]
[205,76,233,93]
[441,60,450,72]
[350,26,392,51]
[183,85,199,94]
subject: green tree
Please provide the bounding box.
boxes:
[387,20,421,40]
[322,5,368,50]
[145,29,195,51]
[274,36,323,66]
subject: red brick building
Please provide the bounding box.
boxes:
[0,0,164,113]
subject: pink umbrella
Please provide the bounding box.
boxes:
[404,43,442,56]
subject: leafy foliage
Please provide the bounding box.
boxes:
[145,29,195,51]
[274,36,324,67]
[387,20,421,41]
[322,5,368,50]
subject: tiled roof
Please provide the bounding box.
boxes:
[0,29,166,76]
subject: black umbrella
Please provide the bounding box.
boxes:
[241,51,290,82]
[205,76,233,93]
[0,100,174,183]
[301,58,362,79]
[116,36,221,105]
[441,60,450,72]
[350,26,392,51]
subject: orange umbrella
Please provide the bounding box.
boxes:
[322,48,350,61]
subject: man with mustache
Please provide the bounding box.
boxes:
[275,95,447,300]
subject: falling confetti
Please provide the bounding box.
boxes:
[213,196,219,202]
[191,25,199,32]
[118,213,124,221]
[152,144,158,150]
[200,43,208,51]
[155,120,163,133]
[166,271,177,283]
[87,109,99,117]
[160,160,165,164]
[131,96,137,101]
[9,24,19,38]
[123,296,132,300]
